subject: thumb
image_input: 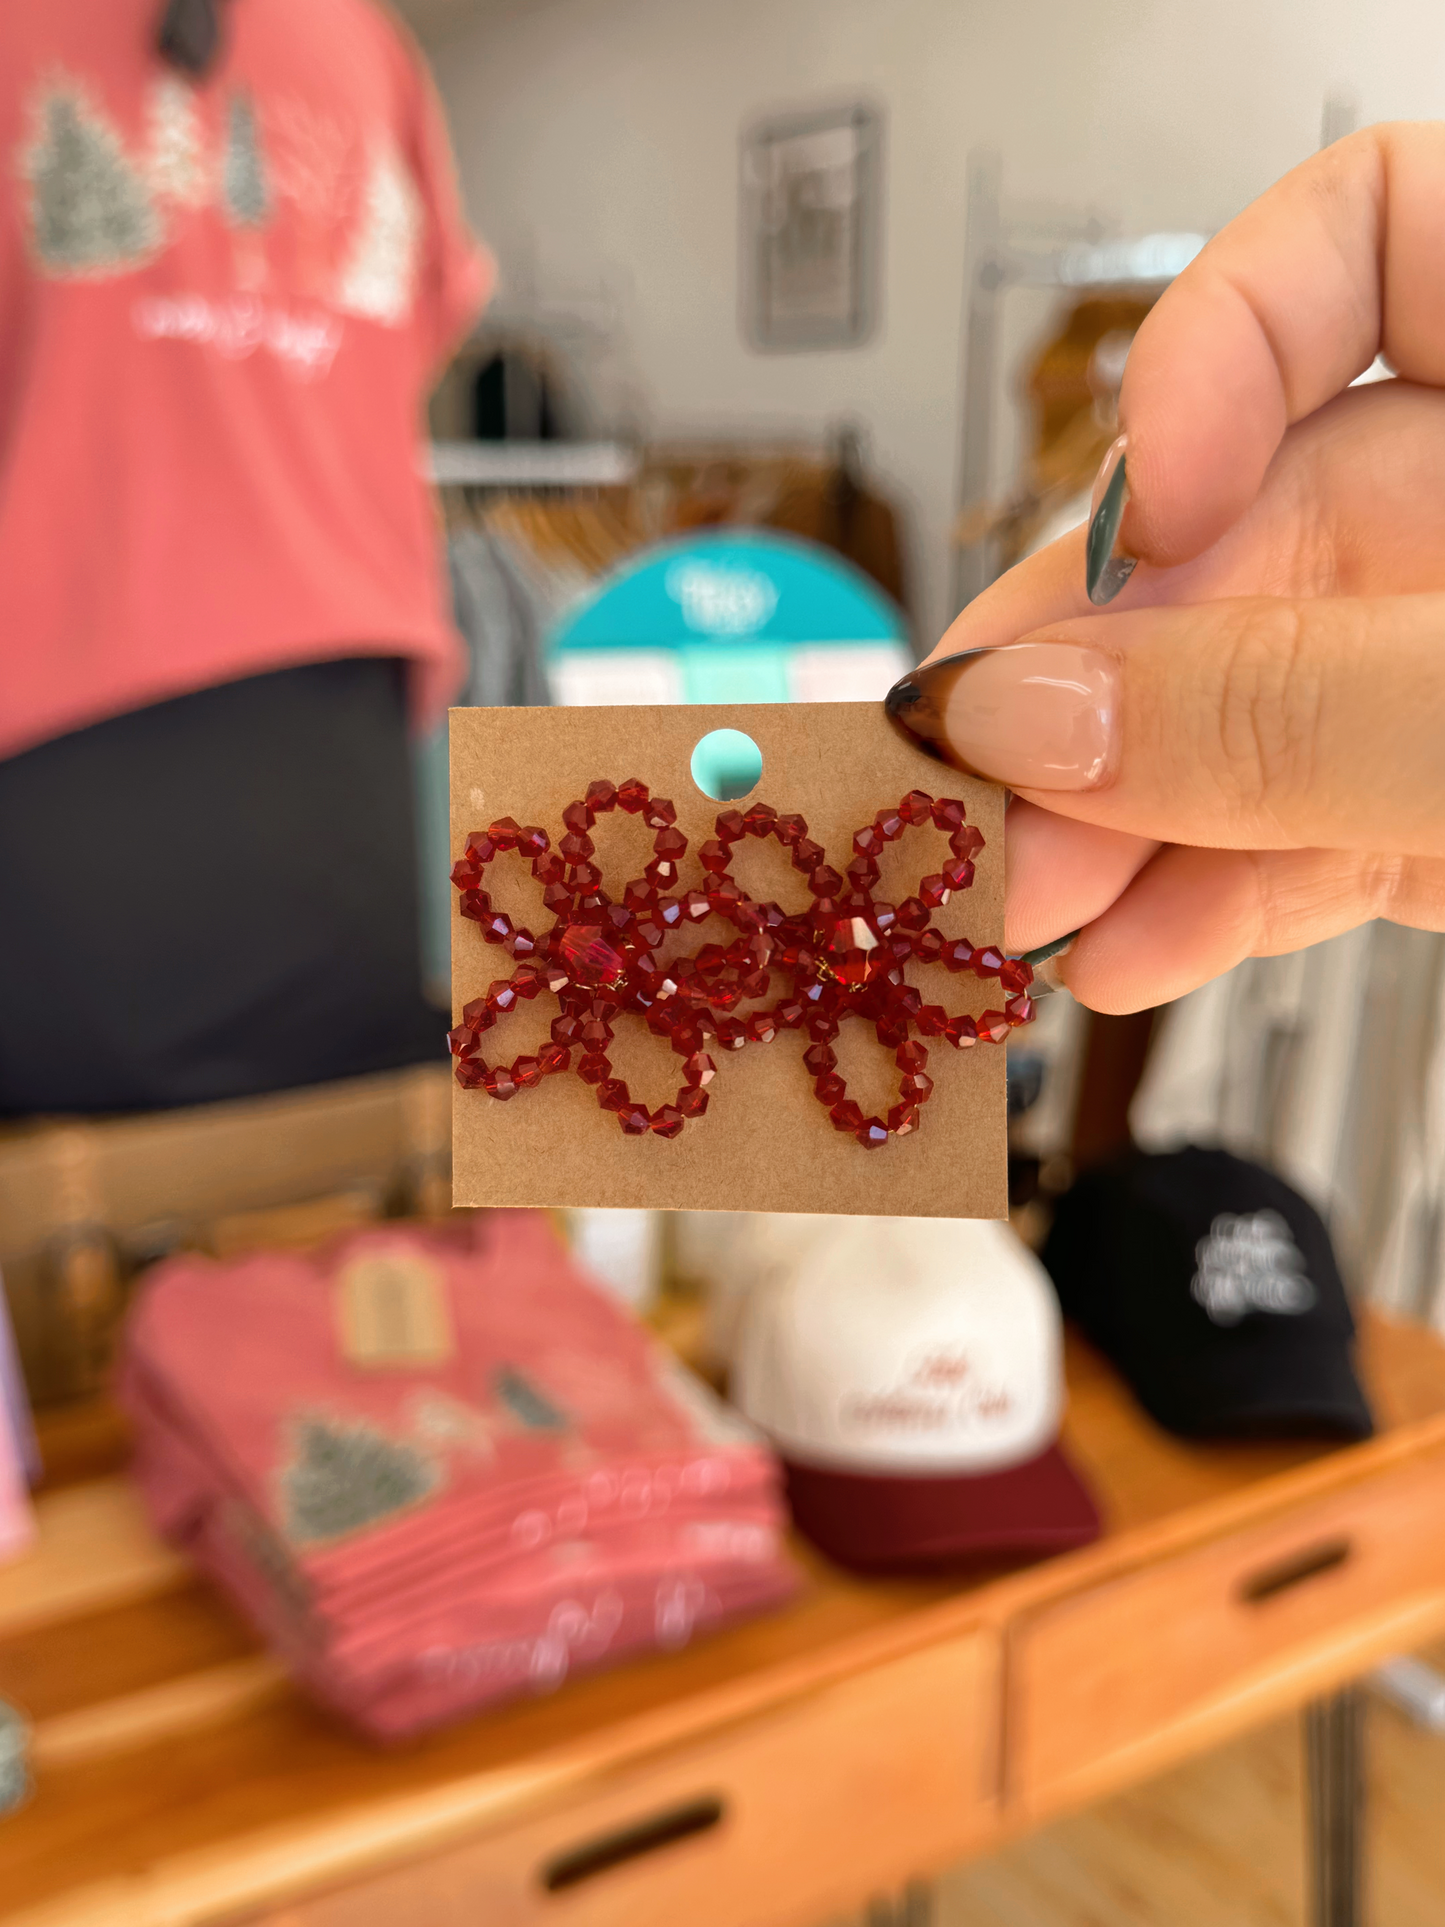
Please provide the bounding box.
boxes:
[883,592,1445,855]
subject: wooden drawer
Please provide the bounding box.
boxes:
[256,1632,997,1927]
[1011,1442,1445,1816]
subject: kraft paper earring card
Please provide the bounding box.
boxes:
[449,703,1023,1219]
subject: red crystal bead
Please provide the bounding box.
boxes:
[895,898,930,933]
[651,1105,684,1138]
[618,1103,651,1135]
[551,1014,582,1045]
[815,1072,847,1106]
[974,945,1006,977]
[653,825,688,859]
[716,809,747,842]
[899,789,934,825]
[775,999,806,1028]
[919,874,951,909]
[458,888,492,922]
[917,1004,949,1037]
[900,1072,934,1102]
[775,813,808,846]
[999,957,1034,996]
[479,910,513,946]
[483,1065,519,1100]
[914,929,944,964]
[847,854,880,888]
[534,854,565,886]
[698,840,730,873]
[743,803,778,837]
[598,1079,630,1112]
[559,923,627,985]
[1005,994,1035,1026]
[568,862,603,891]
[451,855,483,891]
[562,800,591,834]
[875,808,904,841]
[809,865,844,897]
[462,996,495,1030]
[830,1098,865,1134]
[542,882,573,914]
[645,858,680,889]
[577,1053,610,1085]
[643,796,678,828]
[517,826,549,858]
[677,1085,710,1118]
[487,979,519,1013]
[977,1009,1010,1044]
[487,816,522,849]
[871,902,898,935]
[803,1043,837,1075]
[941,939,975,972]
[586,779,618,814]
[512,1055,543,1089]
[681,889,711,922]
[897,1041,928,1071]
[559,831,595,863]
[447,1023,475,1058]
[617,778,650,813]
[538,1043,571,1075]
[941,856,975,893]
[951,825,986,859]
[715,1018,747,1050]
[887,1101,921,1136]
[454,1057,488,1090]
[579,1018,613,1049]
[944,1014,979,1048]
[464,829,498,864]
[792,838,825,871]
[746,1011,778,1044]
[856,1116,890,1150]
[683,1052,717,1087]
[853,824,885,859]
[505,928,538,961]
[931,798,965,832]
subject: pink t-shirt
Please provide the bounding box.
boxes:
[0,0,489,760]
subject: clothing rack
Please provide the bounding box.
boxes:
[952,149,1205,611]
[426,440,639,490]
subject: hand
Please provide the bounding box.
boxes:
[887,124,1445,1013]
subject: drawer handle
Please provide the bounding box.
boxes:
[540,1795,725,1891]
[1239,1537,1352,1604]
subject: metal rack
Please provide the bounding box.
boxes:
[952,149,1205,612]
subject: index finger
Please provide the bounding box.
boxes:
[1121,121,1445,567]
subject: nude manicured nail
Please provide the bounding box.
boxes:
[1085,433,1136,605]
[883,643,1118,790]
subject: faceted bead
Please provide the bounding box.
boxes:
[579,1018,613,1048]
[643,796,678,828]
[511,966,543,998]
[447,1023,475,1058]
[944,1013,979,1049]
[623,877,656,910]
[464,830,498,864]
[950,825,987,859]
[699,839,731,873]
[775,813,808,846]
[559,831,595,863]
[517,826,549,859]
[847,855,881,891]
[681,889,711,922]
[792,838,825,871]
[654,825,688,859]
[542,882,573,914]
[856,1117,890,1150]
[977,1009,1011,1044]
[914,929,944,964]
[999,957,1034,996]
[716,809,747,842]
[809,864,844,898]
[931,798,965,833]
[512,1055,544,1089]
[505,927,538,960]
[917,1004,949,1037]
[740,969,770,999]
[562,800,591,834]
[746,1011,777,1044]
[658,898,684,929]
[890,898,925,933]
[1005,994,1035,1027]
[651,1105,685,1138]
[941,939,975,972]
[875,808,904,841]
[568,862,603,891]
[871,902,897,935]
[974,945,1006,977]
[617,778,650,813]
[454,1056,489,1090]
[586,779,619,814]
[941,856,975,893]
[677,1086,710,1118]
[458,888,492,922]
[618,1103,652,1135]
[803,1042,837,1075]
[900,1072,934,1102]
[743,802,777,837]
[560,923,627,985]
[488,816,522,850]
[683,1051,717,1087]
[462,996,496,1030]
[775,999,806,1029]
[534,853,565,886]
[887,1101,921,1136]
[487,979,520,1013]
[919,873,951,909]
[853,824,886,859]
[598,1078,631,1112]
[538,1043,571,1075]
[451,854,483,891]
[482,1065,519,1100]
[899,789,934,825]
[806,1011,840,1042]
[875,1016,909,1049]
[815,1072,847,1106]
[577,1053,611,1085]
[708,879,743,914]
[645,858,680,889]
[715,1018,747,1050]
[830,1098,865,1134]
[897,1040,929,1071]
[633,912,666,951]
[551,1014,583,1045]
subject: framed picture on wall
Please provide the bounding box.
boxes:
[741,102,883,353]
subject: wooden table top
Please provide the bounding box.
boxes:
[3,1312,1445,1925]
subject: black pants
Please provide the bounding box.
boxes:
[0,659,443,1115]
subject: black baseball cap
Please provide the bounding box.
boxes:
[1041,1146,1373,1442]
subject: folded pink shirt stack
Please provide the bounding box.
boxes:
[120,1213,797,1739]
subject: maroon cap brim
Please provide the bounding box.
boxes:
[782,1439,1101,1573]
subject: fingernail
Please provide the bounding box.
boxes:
[884,643,1117,790]
[1085,433,1135,605]
[1020,931,1078,997]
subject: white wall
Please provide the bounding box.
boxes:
[423,0,1445,646]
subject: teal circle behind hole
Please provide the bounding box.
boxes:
[690,728,764,802]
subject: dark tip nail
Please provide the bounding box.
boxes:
[1085,440,1136,606]
[882,649,989,772]
[1020,930,1080,997]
